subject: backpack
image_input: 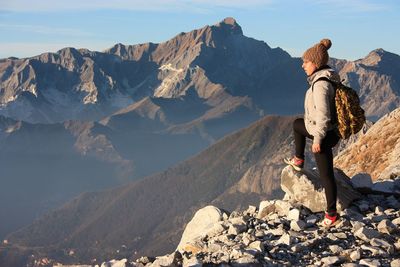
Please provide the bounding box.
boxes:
[313,77,366,139]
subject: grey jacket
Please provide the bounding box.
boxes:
[304,67,340,145]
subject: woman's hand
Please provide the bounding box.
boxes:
[312,143,321,153]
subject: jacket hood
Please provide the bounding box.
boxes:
[307,66,340,85]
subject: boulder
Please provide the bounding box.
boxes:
[281,166,362,212]
[177,205,224,252]
[351,172,373,189]
[372,178,400,194]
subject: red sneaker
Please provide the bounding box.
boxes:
[284,156,304,171]
[320,212,339,228]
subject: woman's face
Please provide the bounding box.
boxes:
[302,60,318,76]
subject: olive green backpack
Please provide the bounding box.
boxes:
[313,77,366,139]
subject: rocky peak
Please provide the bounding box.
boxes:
[213,17,243,36]
[358,48,400,68]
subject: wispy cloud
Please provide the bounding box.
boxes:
[310,0,390,13]
[0,41,111,59]
[0,23,92,37]
[0,0,274,12]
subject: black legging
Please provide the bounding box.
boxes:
[293,118,340,214]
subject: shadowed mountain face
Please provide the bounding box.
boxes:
[1,115,297,265]
[0,93,259,243]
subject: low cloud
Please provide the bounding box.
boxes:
[0,0,274,12]
[0,23,92,36]
[0,41,110,59]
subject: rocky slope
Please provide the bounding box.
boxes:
[335,107,400,180]
[24,167,400,267]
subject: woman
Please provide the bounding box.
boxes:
[284,38,341,227]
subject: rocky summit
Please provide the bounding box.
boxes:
[52,166,400,267]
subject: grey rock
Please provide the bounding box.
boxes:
[327,233,339,241]
[351,221,366,232]
[359,259,381,267]
[329,245,344,254]
[351,172,373,189]
[361,244,387,256]
[177,206,223,252]
[375,206,385,214]
[207,242,224,253]
[248,241,264,252]
[275,233,294,246]
[265,228,285,237]
[369,214,389,223]
[349,249,361,261]
[234,255,257,264]
[395,240,400,251]
[344,208,365,221]
[182,257,202,267]
[274,200,293,216]
[392,217,400,225]
[228,224,246,236]
[291,243,305,253]
[229,248,244,260]
[372,179,400,194]
[333,232,348,239]
[321,256,343,266]
[305,214,319,225]
[290,220,306,231]
[150,251,181,267]
[206,222,226,238]
[377,219,396,234]
[391,259,400,267]
[281,166,362,212]
[246,205,257,215]
[257,200,276,219]
[137,257,153,265]
[287,208,301,221]
[370,238,394,254]
[354,227,380,241]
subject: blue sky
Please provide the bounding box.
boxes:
[0,0,399,60]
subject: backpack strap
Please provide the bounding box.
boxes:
[310,76,339,128]
[311,77,337,91]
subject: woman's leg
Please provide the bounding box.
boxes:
[314,131,340,214]
[293,118,313,159]
[314,149,337,214]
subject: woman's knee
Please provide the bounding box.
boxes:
[293,118,304,131]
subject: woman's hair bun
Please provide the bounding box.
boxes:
[320,39,332,50]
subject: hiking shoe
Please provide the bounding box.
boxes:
[284,156,304,171]
[320,212,339,228]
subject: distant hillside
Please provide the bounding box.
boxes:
[3,115,297,264]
